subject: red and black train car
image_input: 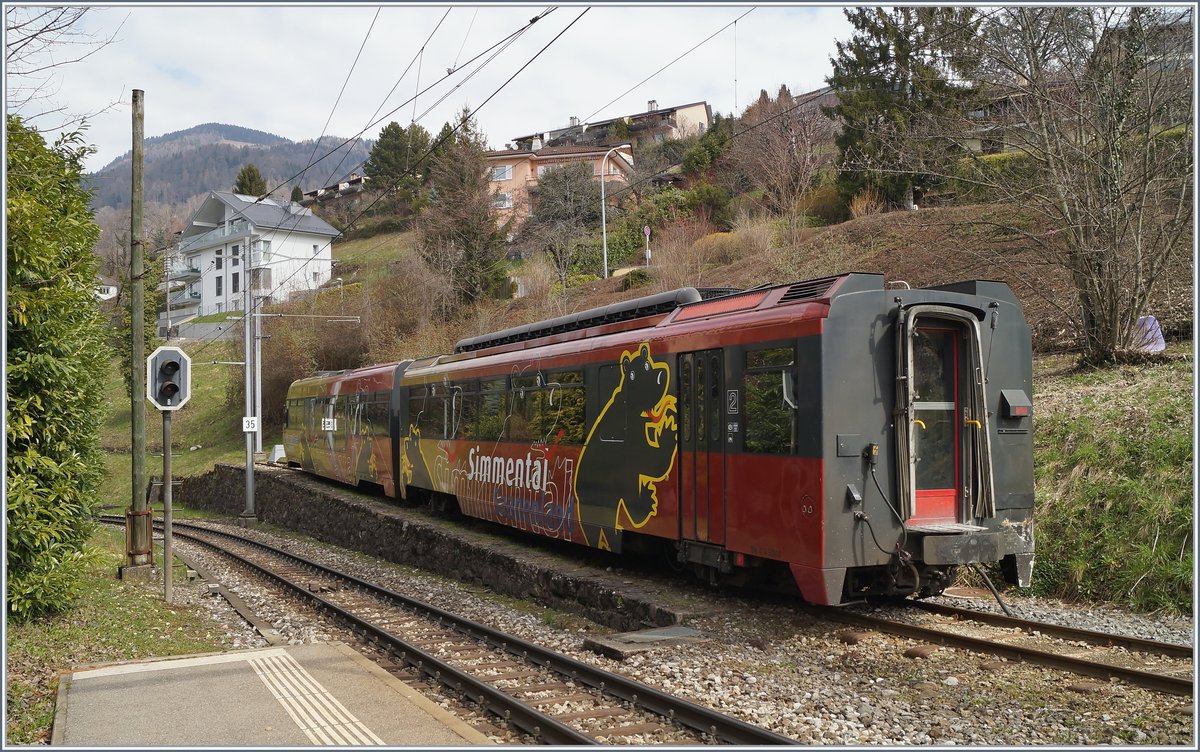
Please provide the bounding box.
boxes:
[283,272,1035,605]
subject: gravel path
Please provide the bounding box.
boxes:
[171,521,1195,745]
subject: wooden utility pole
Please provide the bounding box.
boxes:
[122,89,153,579]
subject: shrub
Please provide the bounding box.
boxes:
[848,188,885,218]
[797,183,849,225]
[952,151,1037,203]
[684,183,733,230]
[621,268,651,290]
[6,116,111,620]
[648,217,717,290]
[692,232,747,265]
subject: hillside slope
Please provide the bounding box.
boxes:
[460,204,1192,356]
[85,123,371,211]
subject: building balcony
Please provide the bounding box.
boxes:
[168,290,202,308]
[169,264,202,282]
[177,219,250,253]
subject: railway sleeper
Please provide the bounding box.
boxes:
[555,707,631,723]
[529,692,597,706]
[513,682,571,695]
[485,669,542,681]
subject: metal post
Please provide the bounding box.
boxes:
[164,248,171,340]
[162,411,173,603]
[599,144,629,280]
[124,88,152,577]
[253,295,262,453]
[241,277,255,522]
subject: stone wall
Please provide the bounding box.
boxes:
[179,464,694,631]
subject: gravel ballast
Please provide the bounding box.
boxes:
[171,518,1194,746]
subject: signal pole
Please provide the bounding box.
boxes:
[122,88,152,579]
[240,273,256,523]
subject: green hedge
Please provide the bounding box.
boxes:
[6,116,111,619]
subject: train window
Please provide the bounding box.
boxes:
[363,393,388,436]
[412,394,446,440]
[331,396,348,450]
[476,378,507,441]
[744,346,797,455]
[455,382,478,440]
[509,377,537,441]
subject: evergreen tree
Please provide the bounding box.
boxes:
[290,185,303,202]
[418,107,504,308]
[363,121,432,185]
[233,162,267,195]
[6,116,111,619]
[825,7,978,208]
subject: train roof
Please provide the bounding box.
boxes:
[452,275,858,356]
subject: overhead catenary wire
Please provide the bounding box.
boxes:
[189,8,582,361]
[297,7,380,194]
[183,9,555,355]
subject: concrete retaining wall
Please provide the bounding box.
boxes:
[180,464,696,631]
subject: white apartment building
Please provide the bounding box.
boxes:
[163,191,340,330]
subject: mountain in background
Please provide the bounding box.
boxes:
[85,123,372,211]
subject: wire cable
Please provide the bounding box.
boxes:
[189,8,580,360]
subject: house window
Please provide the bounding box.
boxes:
[232,245,240,267]
[215,248,223,270]
[313,244,319,255]
[232,272,240,294]
[490,165,512,181]
[312,271,320,282]
[251,268,272,290]
[492,192,513,209]
[215,276,223,296]
[255,239,272,262]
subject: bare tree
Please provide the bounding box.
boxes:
[953,7,1194,362]
[861,7,1192,362]
[519,161,601,288]
[730,85,838,214]
[5,6,125,129]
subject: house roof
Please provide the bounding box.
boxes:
[512,100,710,142]
[186,191,340,238]
[485,144,633,160]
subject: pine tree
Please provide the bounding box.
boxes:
[233,162,267,196]
[363,121,431,185]
[418,107,504,308]
[290,185,303,202]
[825,7,978,208]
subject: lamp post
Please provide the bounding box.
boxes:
[599,144,630,280]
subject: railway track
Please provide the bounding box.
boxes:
[822,600,1193,697]
[99,516,795,745]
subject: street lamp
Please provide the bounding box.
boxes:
[600,144,630,280]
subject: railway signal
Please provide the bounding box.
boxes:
[145,344,190,604]
[147,346,191,410]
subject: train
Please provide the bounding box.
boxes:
[282,272,1035,605]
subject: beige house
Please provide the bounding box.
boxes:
[486,144,634,227]
[512,100,711,151]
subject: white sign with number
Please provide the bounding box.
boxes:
[321,417,338,432]
[242,416,258,433]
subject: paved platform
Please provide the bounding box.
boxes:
[51,642,492,746]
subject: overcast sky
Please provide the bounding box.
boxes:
[9,3,853,176]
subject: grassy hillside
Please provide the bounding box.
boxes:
[1030,344,1193,613]
[99,339,252,511]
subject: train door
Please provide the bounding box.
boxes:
[679,349,726,544]
[896,306,996,526]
